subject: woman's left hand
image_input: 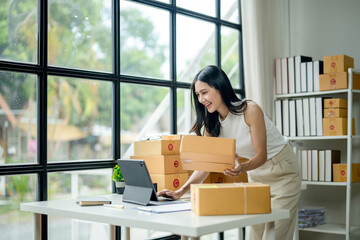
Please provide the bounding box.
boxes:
[224,154,243,177]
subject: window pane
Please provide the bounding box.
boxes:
[48,170,112,239]
[177,15,216,83]
[0,0,37,63]
[177,0,215,17]
[221,26,240,89]
[0,174,37,239]
[120,0,170,80]
[177,88,194,134]
[47,77,112,162]
[0,71,37,165]
[120,84,170,158]
[48,0,112,72]
[221,0,240,24]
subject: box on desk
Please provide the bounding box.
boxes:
[333,163,360,182]
[134,135,181,156]
[323,108,348,118]
[191,183,271,216]
[180,135,235,173]
[323,118,355,136]
[130,155,186,174]
[150,173,188,191]
[319,72,360,91]
[324,98,347,109]
[323,54,354,73]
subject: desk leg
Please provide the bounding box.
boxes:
[181,237,199,240]
[110,225,115,240]
[34,213,41,240]
[266,221,275,240]
[122,226,130,240]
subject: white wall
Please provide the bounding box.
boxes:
[289,0,360,68]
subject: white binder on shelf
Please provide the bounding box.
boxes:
[301,62,307,92]
[301,150,308,180]
[281,57,288,94]
[275,58,282,95]
[275,100,283,134]
[309,97,317,136]
[311,150,319,181]
[318,150,325,181]
[316,97,323,136]
[296,99,304,137]
[303,98,311,136]
[289,100,297,137]
[313,61,323,92]
[307,62,314,92]
[288,56,295,94]
[282,99,290,137]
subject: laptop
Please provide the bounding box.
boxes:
[117,159,186,206]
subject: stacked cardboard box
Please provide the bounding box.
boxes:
[322,98,355,136]
[191,182,271,216]
[319,54,360,90]
[131,135,188,191]
[180,135,235,173]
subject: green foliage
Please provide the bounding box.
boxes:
[8,175,30,202]
[111,165,124,182]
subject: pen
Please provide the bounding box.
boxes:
[104,204,124,209]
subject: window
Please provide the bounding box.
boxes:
[0,0,243,239]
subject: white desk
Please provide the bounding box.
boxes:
[21,194,289,240]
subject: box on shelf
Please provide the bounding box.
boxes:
[180,135,235,173]
[319,72,360,91]
[333,163,360,182]
[150,173,188,191]
[191,183,271,216]
[323,108,348,118]
[323,118,355,136]
[323,55,354,74]
[130,155,187,174]
[134,135,181,156]
[323,98,348,109]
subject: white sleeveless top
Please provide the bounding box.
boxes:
[218,111,287,160]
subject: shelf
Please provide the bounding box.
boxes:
[288,136,347,140]
[299,223,360,235]
[275,89,349,99]
[302,181,347,187]
[288,135,360,140]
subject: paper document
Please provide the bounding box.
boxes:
[137,202,191,213]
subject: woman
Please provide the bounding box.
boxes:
[158,65,301,240]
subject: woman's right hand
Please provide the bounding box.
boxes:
[157,189,183,200]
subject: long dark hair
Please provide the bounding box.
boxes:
[190,65,248,137]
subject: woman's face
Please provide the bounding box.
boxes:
[194,80,226,114]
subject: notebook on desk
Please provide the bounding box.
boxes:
[117,159,186,206]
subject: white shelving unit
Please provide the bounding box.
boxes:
[275,68,360,240]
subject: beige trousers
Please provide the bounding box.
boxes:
[247,143,301,240]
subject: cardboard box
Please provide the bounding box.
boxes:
[180,135,235,173]
[323,55,354,73]
[323,108,348,118]
[324,98,347,109]
[210,172,248,183]
[323,118,355,136]
[209,157,249,183]
[191,183,271,216]
[134,136,181,155]
[130,155,187,174]
[319,72,360,91]
[333,163,360,182]
[150,173,188,191]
